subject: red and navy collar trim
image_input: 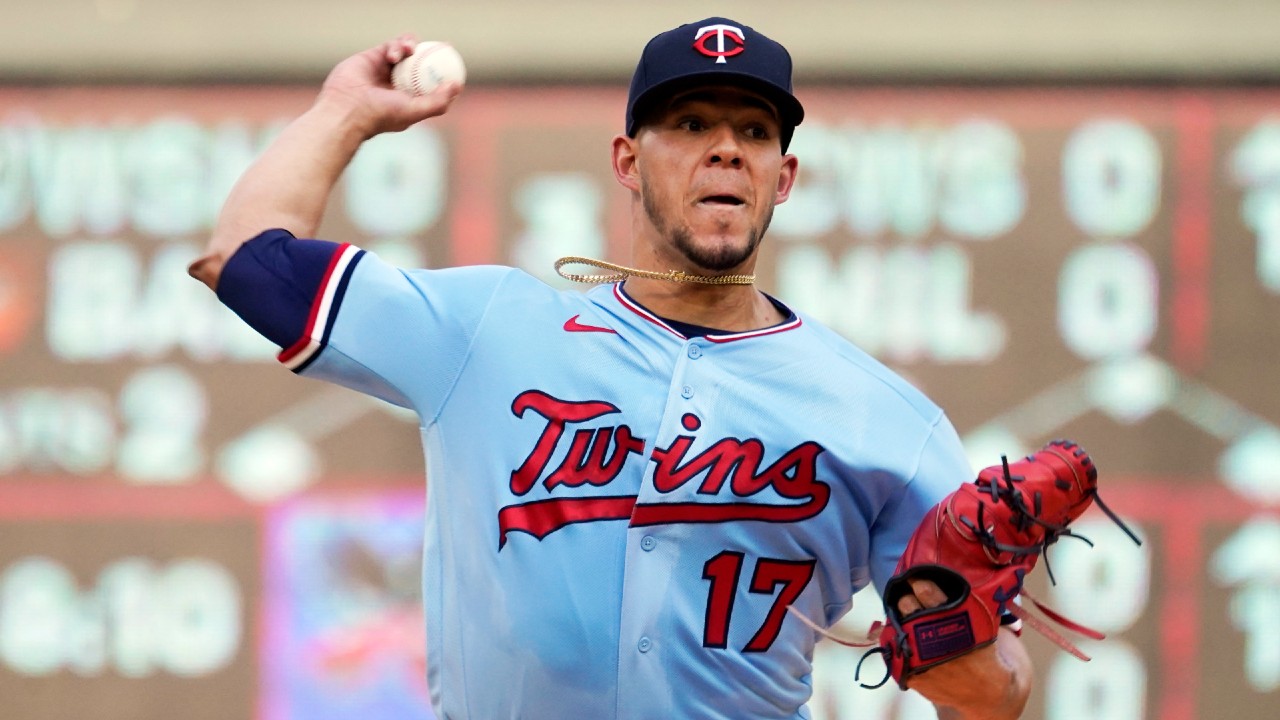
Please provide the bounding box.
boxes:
[612,284,802,343]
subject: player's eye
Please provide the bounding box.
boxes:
[678,118,706,132]
[745,125,770,140]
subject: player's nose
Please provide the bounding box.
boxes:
[705,123,744,168]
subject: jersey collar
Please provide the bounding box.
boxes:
[611,284,803,343]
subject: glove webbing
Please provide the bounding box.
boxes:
[975,454,1141,579]
[948,453,1143,663]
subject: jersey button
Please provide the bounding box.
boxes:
[640,535,656,551]
[687,345,702,359]
[637,637,652,653]
[680,385,693,399]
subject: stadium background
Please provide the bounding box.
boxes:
[1,1,1278,718]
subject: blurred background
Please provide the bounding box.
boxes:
[1,1,1278,718]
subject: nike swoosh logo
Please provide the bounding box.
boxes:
[564,315,618,334]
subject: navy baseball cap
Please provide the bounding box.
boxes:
[626,17,805,152]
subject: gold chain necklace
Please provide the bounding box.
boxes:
[554,256,755,285]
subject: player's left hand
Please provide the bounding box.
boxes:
[893,580,1030,715]
[316,34,463,138]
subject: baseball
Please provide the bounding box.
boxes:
[392,41,467,96]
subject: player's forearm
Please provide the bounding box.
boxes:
[919,628,1032,720]
[190,96,369,290]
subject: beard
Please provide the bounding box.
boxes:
[642,177,772,272]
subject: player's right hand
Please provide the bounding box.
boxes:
[316,34,462,138]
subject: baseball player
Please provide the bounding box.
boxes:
[191,17,1037,719]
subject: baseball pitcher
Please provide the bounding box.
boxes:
[191,17,1131,720]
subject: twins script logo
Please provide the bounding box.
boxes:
[497,390,831,548]
[693,24,745,64]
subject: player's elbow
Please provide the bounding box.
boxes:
[187,252,225,291]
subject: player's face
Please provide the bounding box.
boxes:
[626,87,799,272]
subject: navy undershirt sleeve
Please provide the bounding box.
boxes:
[215,228,349,349]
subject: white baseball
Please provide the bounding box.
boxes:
[392,41,466,96]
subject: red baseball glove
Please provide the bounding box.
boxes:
[858,440,1140,689]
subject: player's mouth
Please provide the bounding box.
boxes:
[696,194,746,207]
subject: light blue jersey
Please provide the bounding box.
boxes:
[219,232,971,719]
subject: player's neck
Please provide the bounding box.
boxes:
[621,277,785,333]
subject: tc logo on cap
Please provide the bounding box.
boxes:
[693,24,745,64]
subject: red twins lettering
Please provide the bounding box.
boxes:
[509,390,644,495]
[501,390,831,545]
[652,432,828,501]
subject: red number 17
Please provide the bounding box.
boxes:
[702,551,817,653]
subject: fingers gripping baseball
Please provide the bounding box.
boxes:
[318,34,463,137]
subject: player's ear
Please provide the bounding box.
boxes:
[611,134,641,193]
[774,154,799,205]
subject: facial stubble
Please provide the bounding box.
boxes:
[641,177,773,273]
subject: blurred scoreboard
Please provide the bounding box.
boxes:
[0,85,1277,719]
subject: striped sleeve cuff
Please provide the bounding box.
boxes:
[277,243,365,372]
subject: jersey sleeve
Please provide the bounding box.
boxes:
[216,228,515,416]
[867,413,973,595]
